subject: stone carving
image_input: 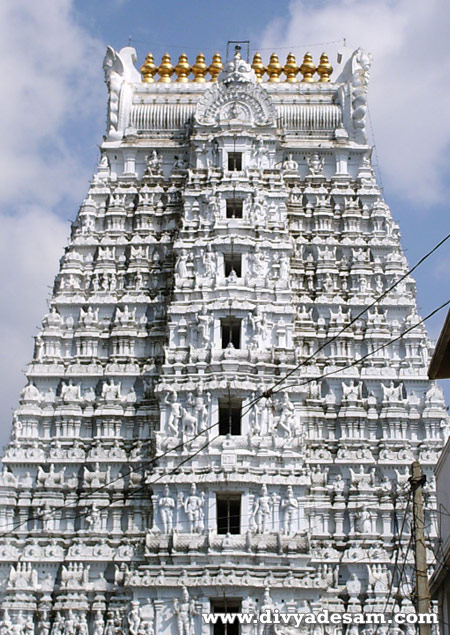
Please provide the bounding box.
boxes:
[281,486,299,535]
[251,485,272,533]
[350,48,373,142]
[178,484,205,534]
[349,466,376,491]
[195,52,276,127]
[156,485,176,533]
[103,46,140,139]
[146,150,163,176]
[165,389,182,436]
[173,586,197,635]
[307,153,324,176]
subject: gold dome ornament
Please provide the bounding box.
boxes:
[208,52,223,82]
[158,53,174,83]
[175,53,191,83]
[192,53,208,83]
[300,52,316,83]
[140,53,157,83]
[251,52,265,82]
[267,53,282,82]
[283,52,299,83]
[317,52,333,82]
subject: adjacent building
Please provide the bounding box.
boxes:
[429,309,450,635]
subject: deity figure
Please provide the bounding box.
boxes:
[93,611,105,635]
[173,586,197,635]
[196,305,213,347]
[176,249,189,280]
[252,136,270,170]
[307,152,324,175]
[187,384,211,433]
[282,153,298,171]
[357,509,372,534]
[128,602,141,635]
[157,485,175,534]
[346,572,361,599]
[146,150,163,175]
[165,390,182,436]
[249,245,269,278]
[281,486,298,535]
[276,393,295,436]
[251,485,272,534]
[249,308,271,348]
[85,504,101,532]
[180,484,205,534]
[329,474,346,497]
[257,588,275,635]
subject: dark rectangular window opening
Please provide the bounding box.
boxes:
[226,199,243,219]
[221,318,241,349]
[228,152,242,171]
[218,399,242,435]
[216,494,241,535]
[211,599,241,635]
[224,254,242,278]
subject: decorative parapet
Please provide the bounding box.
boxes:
[102,44,372,148]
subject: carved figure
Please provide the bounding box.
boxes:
[181,484,205,534]
[128,602,141,635]
[282,153,298,171]
[346,572,361,599]
[145,150,163,176]
[174,586,197,635]
[281,486,298,535]
[165,390,182,436]
[85,504,102,532]
[157,485,175,534]
[307,153,324,176]
[276,393,295,436]
[251,485,272,533]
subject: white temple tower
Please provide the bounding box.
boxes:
[0,45,447,633]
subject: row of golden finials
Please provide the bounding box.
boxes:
[140,51,333,84]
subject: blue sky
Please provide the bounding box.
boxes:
[0,0,449,445]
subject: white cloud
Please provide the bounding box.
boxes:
[0,1,105,445]
[258,0,450,206]
[0,1,105,206]
[0,208,68,447]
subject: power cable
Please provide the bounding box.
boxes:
[2,294,447,539]
[260,231,450,399]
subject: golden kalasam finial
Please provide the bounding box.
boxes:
[300,52,316,83]
[317,52,333,82]
[158,53,174,83]
[208,52,223,82]
[251,52,265,82]
[140,53,157,83]
[267,53,282,83]
[192,53,208,82]
[175,53,191,83]
[283,52,299,83]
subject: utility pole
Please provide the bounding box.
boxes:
[410,460,431,635]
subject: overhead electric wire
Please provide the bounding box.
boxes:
[1,292,447,540]
[2,233,449,540]
[269,298,450,396]
[258,231,450,400]
[377,491,412,628]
